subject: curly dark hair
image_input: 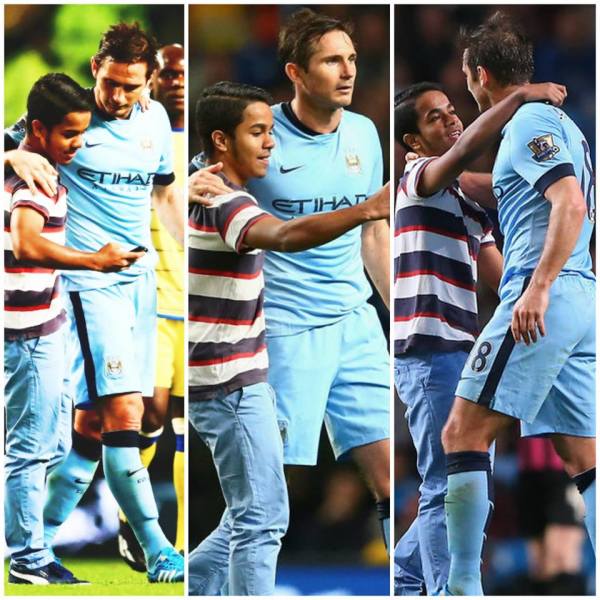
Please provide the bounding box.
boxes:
[278,8,355,71]
[93,22,158,78]
[459,11,533,86]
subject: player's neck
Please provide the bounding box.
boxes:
[23,135,51,164]
[291,97,342,134]
[488,84,522,107]
[218,161,246,189]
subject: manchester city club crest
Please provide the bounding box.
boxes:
[140,137,154,151]
[105,356,123,377]
[345,149,362,174]
[527,134,560,162]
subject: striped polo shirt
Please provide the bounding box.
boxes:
[188,183,271,401]
[394,156,495,355]
[4,168,67,340]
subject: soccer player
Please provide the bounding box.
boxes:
[6,24,185,583]
[441,13,595,595]
[118,42,186,570]
[189,81,389,595]
[191,7,392,551]
[4,73,141,585]
[393,80,566,595]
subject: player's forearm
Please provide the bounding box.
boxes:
[448,90,529,168]
[477,244,503,294]
[361,220,391,309]
[269,200,384,253]
[12,235,102,271]
[531,179,586,290]
[419,91,530,196]
[264,189,390,252]
[458,172,496,209]
[153,185,184,246]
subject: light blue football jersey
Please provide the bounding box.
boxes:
[61,101,173,291]
[248,103,383,335]
[493,102,595,290]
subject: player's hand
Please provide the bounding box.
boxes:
[521,83,567,107]
[188,163,232,206]
[405,152,419,164]
[511,282,549,345]
[93,243,145,272]
[5,149,58,196]
[364,182,390,221]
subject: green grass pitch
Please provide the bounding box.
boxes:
[4,558,184,596]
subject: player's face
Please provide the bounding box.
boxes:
[151,46,185,116]
[298,30,357,110]
[462,51,490,112]
[37,111,91,165]
[228,102,274,182]
[413,90,463,156]
[92,59,149,119]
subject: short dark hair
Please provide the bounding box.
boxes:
[394,82,444,151]
[460,11,534,86]
[93,22,158,78]
[26,73,93,134]
[278,8,355,71]
[195,81,273,158]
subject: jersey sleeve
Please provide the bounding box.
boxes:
[508,105,575,197]
[215,194,270,253]
[10,183,54,223]
[399,157,437,200]
[4,115,27,150]
[480,214,496,246]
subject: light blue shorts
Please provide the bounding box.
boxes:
[66,272,157,408]
[456,273,595,437]
[267,303,390,465]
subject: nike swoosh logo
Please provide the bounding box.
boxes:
[75,478,91,485]
[127,467,145,477]
[279,165,303,174]
[85,141,103,148]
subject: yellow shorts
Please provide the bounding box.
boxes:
[155,317,184,397]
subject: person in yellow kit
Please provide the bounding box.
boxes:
[118,43,186,569]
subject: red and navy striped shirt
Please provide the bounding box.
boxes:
[4,169,67,340]
[394,157,495,355]
[188,185,271,401]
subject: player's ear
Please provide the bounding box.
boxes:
[212,130,228,154]
[476,65,488,88]
[403,133,420,153]
[31,119,48,143]
[284,62,300,84]
[91,57,99,78]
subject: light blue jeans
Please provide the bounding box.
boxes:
[394,350,468,596]
[189,382,289,596]
[5,327,70,568]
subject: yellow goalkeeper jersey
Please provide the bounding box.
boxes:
[151,128,184,319]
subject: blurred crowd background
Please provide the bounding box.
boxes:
[394,5,595,596]
[4,2,184,559]
[189,4,390,595]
